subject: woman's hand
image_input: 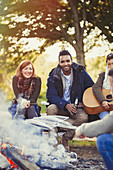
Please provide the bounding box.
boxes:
[21,99,30,108]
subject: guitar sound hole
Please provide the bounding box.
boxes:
[106,94,113,99]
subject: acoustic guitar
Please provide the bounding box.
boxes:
[83,87,113,115]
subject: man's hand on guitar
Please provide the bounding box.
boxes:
[102,101,110,109]
[65,103,77,115]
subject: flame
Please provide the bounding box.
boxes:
[1,142,7,149]
[0,142,18,169]
[21,145,29,159]
[21,145,25,155]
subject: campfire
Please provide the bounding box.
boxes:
[0,111,77,169]
[0,142,18,169]
[0,143,40,169]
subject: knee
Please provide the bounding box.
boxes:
[96,134,111,152]
[96,135,104,150]
[79,110,88,123]
[47,104,58,115]
[29,105,35,109]
[83,113,88,123]
[28,105,36,113]
[27,105,38,119]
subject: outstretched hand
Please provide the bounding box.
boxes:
[76,126,82,136]
[76,126,86,138]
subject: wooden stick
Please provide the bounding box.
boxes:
[1,144,40,170]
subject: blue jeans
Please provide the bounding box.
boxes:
[99,111,109,119]
[8,103,41,119]
[97,133,113,170]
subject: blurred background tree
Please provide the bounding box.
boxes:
[86,55,106,82]
[0,0,113,69]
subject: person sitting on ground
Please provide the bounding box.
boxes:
[9,60,41,119]
[46,50,94,150]
[93,53,113,119]
[76,67,113,170]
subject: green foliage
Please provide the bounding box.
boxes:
[1,0,113,72]
[69,139,96,147]
[34,54,57,92]
[86,55,106,82]
[38,91,47,114]
[0,72,14,101]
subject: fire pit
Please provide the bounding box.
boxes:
[0,110,106,170]
[0,112,78,169]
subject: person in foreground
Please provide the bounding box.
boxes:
[76,68,113,170]
[9,60,41,119]
[93,53,113,119]
[46,50,94,150]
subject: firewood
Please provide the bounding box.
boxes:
[1,144,40,170]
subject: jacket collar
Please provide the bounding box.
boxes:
[51,62,85,80]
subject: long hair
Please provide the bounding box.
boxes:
[16,60,37,77]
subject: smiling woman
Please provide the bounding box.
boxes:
[21,64,33,79]
[8,60,41,119]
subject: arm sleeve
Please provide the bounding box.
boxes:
[80,111,113,137]
[12,76,20,98]
[92,73,106,104]
[30,77,41,103]
[46,74,68,110]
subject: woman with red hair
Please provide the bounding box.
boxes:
[9,60,41,119]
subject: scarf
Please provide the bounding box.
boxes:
[102,66,110,90]
[17,76,36,99]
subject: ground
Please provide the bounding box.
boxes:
[69,145,107,169]
[70,145,102,160]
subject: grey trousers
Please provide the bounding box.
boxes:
[14,105,38,119]
[47,104,88,141]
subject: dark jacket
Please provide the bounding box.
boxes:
[12,75,41,103]
[46,62,94,110]
[92,72,105,104]
[8,76,41,119]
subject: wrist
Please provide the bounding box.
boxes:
[76,126,82,136]
[64,103,69,110]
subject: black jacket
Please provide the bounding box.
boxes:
[46,62,94,110]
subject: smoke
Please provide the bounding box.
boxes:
[0,91,77,169]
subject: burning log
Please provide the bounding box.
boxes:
[1,144,40,170]
[0,153,9,169]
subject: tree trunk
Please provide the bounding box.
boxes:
[76,48,85,67]
[68,0,86,67]
[73,41,86,67]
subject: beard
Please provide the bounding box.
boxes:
[62,66,71,75]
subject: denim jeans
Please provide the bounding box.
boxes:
[99,111,109,119]
[97,133,113,170]
[9,103,41,119]
[14,105,38,119]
